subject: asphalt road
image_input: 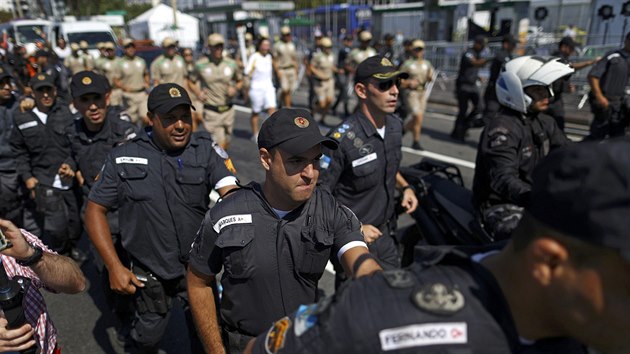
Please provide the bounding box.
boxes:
[44,83,585,353]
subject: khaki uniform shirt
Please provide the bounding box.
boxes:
[150,54,187,87]
[95,57,118,86]
[64,53,93,75]
[115,56,147,91]
[311,51,336,80]
[273,41,297,69]
[345,47,377,69]
[194,57,242,106]
[401,58,434,90]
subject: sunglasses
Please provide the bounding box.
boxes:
[374,78,401,91]
[413,47,424,52]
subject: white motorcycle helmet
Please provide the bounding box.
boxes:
[496,56,574,114]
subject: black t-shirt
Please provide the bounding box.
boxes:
[588,49,630,98]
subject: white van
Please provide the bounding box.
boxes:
[0,19,53,54]
[52,21,117,58]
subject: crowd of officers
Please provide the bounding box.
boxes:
[0,23,628,354]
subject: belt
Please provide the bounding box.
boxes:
[204,103,233,113]
[280,65,295,69]
[315,77,331,81]
[127,88,145,93]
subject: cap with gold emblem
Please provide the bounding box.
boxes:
[104,41,116,50]
[147,83,196,115]
[29,73,55,90]
[320,37,333,48]
[359,31,372,42]
[258,108,338,156]
[355,55,409,84]
[122,38,135,48]
[70,42,80,51]
[280,26,291,35]
[71,71,110,98]
[79,40,89,49]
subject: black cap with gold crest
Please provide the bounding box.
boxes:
[29,73,55,90]
[355,55,409,84]
[71,71,110,98]
[147,83,196,115]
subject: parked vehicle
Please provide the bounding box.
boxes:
[52,21,117,58]
[0,19,52,54]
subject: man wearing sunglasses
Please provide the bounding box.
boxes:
[187,33,243,149]
[320,55,418,280]
[473,56,572,240]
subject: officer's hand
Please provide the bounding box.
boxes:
[227,86,237,97]
[24,177,38,199]
[401,189,419,214]
[0,317,36,352]
[596,95,609,109]
[109,264,145,295]
[19,97,34,112]
[58,163,75,181]
[361,224,382,244]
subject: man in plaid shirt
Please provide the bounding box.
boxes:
[0,219,86,353]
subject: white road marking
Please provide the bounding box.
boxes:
[402,147,476,169]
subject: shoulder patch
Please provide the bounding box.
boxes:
[383,269,416,289]
[412,283,465,315]
[489,134,508,148]
[319,154,331,169]
[265,317,291,354]
[607,52,621,61]
[212,142,229,159]
[487,127,509,136]
[213,214,252,233]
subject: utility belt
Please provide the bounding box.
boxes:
[127,88,145,93]
[34,184,67,213]
[315,77,332,82]
[280,65,295,70]
[204,103,233,113]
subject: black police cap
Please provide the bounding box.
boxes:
[147,83,195,115]
[355,55,409,84]
[29,73,55,90]
[258,108,338,156]
[528,138,630,255]
[71,71,110,98]
[0,65,13,81]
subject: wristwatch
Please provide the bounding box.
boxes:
[16,243,43,267]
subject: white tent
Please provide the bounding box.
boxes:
[128,4,199,49]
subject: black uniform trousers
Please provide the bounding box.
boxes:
[483,84,500,122]
[130,260,204,353]
[589,96,627,140]
[32,184,82,254]
[0,170,23,226]
[453,86,483,137]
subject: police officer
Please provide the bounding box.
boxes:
[473,56,572,239]
[187,108,382,354]
[309,37,337,125]
[189,33,243,149]
[320,55,418,274]
[10,73,84,261]
[32,50,67,99]
[64,42,92,76]
[0,66,23,226]
[245,139,630,354]
[114,39,150,126]
[273,26,299,108]
[94,41,122,107]
[483,34,517,120]
[587,32,630,139]
[66,71,138,337]
[546,36,598,131]
[451,35,490,141]
[150,37,187,87]
[345,31,377,78]
[85,83,238,353]
[331,35,354,117]
[400,39,434,150]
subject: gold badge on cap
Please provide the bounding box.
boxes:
[169,87,181,98]
[381,58,393,67]
[82,76,92,85]
[37,74,45,81]
[294,117,309,128]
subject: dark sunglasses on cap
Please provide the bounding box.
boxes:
[373,77,401,91]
